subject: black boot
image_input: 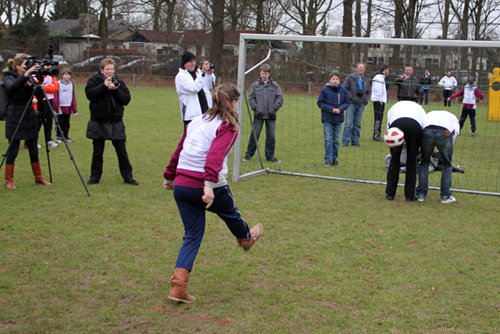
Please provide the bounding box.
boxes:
[373,120,384,142]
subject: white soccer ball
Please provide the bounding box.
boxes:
[384,127,405,148]
[438,81,445,87]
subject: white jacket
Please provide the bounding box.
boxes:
[439,75,457,90]
[370,73,387,103]
[175,67,209,121]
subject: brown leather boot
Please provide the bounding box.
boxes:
[237,223,263,251]
[5,164,16,189]
[31,162,52,185]
[168,268,196,304]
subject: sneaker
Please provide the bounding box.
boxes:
[341,143,348,147]
[323,162,332,167]
[242,156,251,162]
[55,137,63,143]
[385,195,394,200]
[332,160,340,166]
[267,157,281,163]
[37,144,42,149]
[471,132,477,137]
[352,143,362,147]
[47,140,58,148]
[65,138,74,142]
[441,196,457,204]
[416,196,424,202]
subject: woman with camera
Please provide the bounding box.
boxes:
[85,57,138,185]
[3,53,52,189]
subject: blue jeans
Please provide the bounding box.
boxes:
[459,108,476,132]
[342,103,365,146]
[420,89,429,105]
[173,185,250,272]
[245,118,276,160]
[323,122,342,163]
[416,127,454,200]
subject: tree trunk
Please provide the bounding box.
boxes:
[391,0,403,68]
[342,0,354,73]
[440,0,451,70]
[210,0,224,71]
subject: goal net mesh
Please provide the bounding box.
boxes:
[233,35,500,196]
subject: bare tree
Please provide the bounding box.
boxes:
[450,0,471,69]
[436,0,452,69]
[277,0,334,36]
[186,0,212,29]
[470,0,500,72]
[210,0,224,65]
[225,0,251,30]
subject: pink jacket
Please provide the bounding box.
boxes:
[450,86,484,109]
[53,81,78,115]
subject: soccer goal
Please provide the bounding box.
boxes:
[232,34,500,196]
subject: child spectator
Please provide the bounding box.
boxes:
[448,75,484,136]
[243,63,284,163]
[317,73,350,167]
[53,69,78,142]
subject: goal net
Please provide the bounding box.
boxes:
[232,34,500,196]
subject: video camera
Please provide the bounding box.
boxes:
[25,46,59,77]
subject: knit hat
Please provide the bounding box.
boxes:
[181,51,196,68]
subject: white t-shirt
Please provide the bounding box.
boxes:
[387,101,426,129]
[423,110,460,135]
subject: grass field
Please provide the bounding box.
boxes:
[0,85,499,333]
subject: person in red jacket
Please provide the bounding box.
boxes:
[37,68,59,147]
[448,76,484,136]
[163,83,263,304]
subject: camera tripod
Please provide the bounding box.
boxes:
[0,80,91,196]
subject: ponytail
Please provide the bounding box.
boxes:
[205,84,241,130]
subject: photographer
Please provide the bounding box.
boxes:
[3,53,52,189]
[395,65,420,102]
[85,58,138,186]
[201,60,216,109]
[175,51,210,127]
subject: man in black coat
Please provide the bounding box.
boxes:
[85,58,138,185]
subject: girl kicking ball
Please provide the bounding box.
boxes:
[163,83,263,303]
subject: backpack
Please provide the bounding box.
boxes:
[0,78,7,120]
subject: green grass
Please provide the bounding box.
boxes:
[0,86,499,333]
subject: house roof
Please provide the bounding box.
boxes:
[133,29,256,45]
[48,19,80,36]
[47,19,131,38]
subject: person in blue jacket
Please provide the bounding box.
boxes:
[317,73,350,167]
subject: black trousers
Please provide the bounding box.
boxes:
[386,118,422,200]
[6,138,39,165]
[373,101,385,122]
[37,99,54,143]
[55,114,71,138]
[90,139,134,182]
[443,90,452,107]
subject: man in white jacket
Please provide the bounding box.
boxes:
[370,64,389,142]
[175,51,213,127]
[439,71,457,107]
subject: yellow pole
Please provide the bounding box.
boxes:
[488,67,500,121]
